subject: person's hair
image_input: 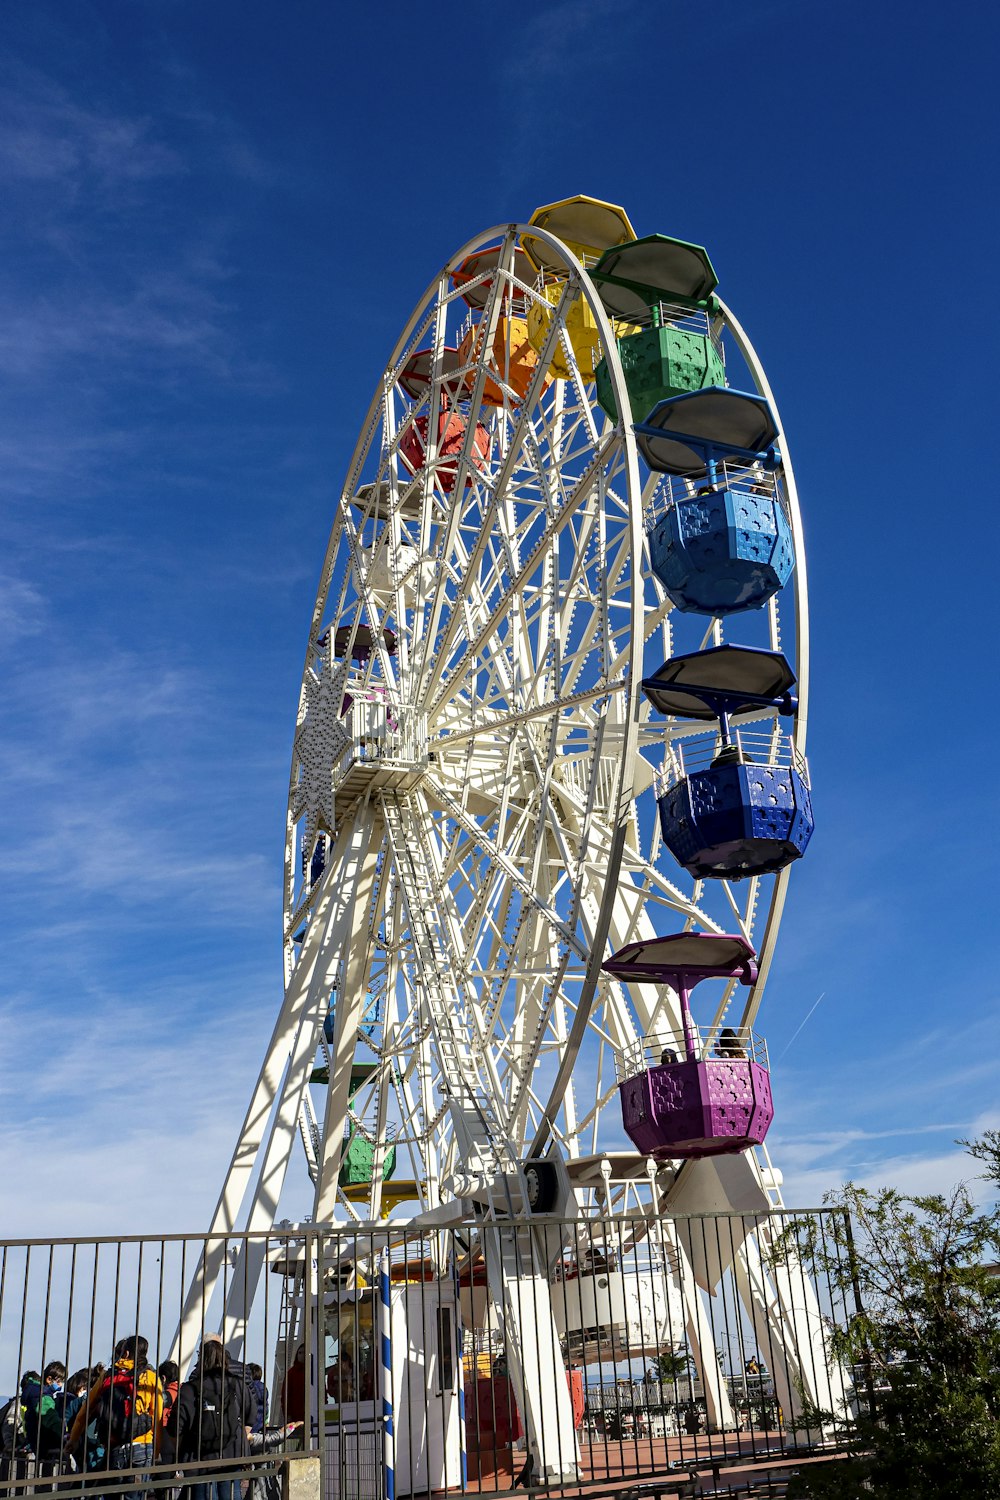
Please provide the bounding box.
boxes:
[248,1364,263,1382]
[43,1362,66,1384]
[113,1335,149,1367]
[158,1360,179,1385]
[199,1341,226,1374]
[20,1371,40,1389]
[66,1369,91,1396]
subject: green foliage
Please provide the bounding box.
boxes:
[647,1347,691,1383]
[786,1139,1000,1499]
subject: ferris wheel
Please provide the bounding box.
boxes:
[183,198,827,1469]
[218,194,812,1238]
[200,195,814,1235]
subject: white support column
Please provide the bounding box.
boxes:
[735,1231,850,1436]
[481,1225,580,1484]
[660,1220,736,1433]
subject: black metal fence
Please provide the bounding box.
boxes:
[0,1210,862,1499]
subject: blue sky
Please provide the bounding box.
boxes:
[1,0,998,1236]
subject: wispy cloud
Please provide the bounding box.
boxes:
[0,62,183,190]
[0,51,274,403]
[0,243,251,384]
[0,636,279,922]
[772,1105,1000,1209]
[0,51,297,1223]
[0,573,47,641]
[0,991,282,1234]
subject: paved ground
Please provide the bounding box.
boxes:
[464,1427,835,1495]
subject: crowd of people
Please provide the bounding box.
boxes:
[0,1335,299,1500]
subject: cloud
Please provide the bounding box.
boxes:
[0,55,273,399]
[0,572,47,642]
[0,993,271,1236]
[0,60,182,190]
[0,260,240,381]
[0,30,327,1258]
[0,639,279,922]
[771,1107,1000,1210]
[779,1147,992,1212]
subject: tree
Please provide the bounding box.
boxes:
[781,1137,1000,1499]
[646,1347,691,1404]
[649,1348,691,1382]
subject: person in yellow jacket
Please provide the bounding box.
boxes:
[68,1336,163,1491]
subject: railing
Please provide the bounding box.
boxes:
[616,299,724,357]
[645,459,786,531]
[530,252,602,289]
[653,728,809,798]
[0,1451,316,1500]
[0,1213,863,1499]
[618,1026,770,1078]
[335,701,427,773]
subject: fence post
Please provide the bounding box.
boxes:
[303,1228,317,1450]
[283,1453,322,1500]
[380,1248,394,1500]
[316,1229,326,1471]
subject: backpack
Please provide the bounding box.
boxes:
[86,1370,152,1466]
[0,1396,26,1457]
[196,1379,239,1457]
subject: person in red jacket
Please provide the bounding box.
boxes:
[278,1348,305,1424]
[157,1362,179,1463]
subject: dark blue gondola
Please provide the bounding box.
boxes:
[643,645,813,879]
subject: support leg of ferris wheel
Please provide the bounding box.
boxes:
[171,812,380,1364]
[381,792,580,1482]
[733,1229,851,1435]
[651,1181,738,1433]
[312,813,385,1224]
[481,1225,581,1483]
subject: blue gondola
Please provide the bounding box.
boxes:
[642,645,813,879]
[636,388,794,616]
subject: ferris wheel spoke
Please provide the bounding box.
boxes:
[435,494,621,730]
[409,243,534,696]
[551,780,720,933]
[415,804,510,1078]
[430,679,626,754]
[570,1077,625,1148]
[433,781,586,960]
[537,990,627,1060]
[717,872,759,941]
[422,430,623,720]
[494,852,638,1140]
[383,792,523,1180]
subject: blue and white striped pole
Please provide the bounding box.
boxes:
[453,1251,467,1490]
[380,1249,395,1500]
